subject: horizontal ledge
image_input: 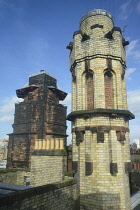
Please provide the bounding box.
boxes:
[67,108,135,121]
[8,132,37,136]
[45,132,68,137]
[32,149,67,156]
[72,125,129,132]
[0,168,30,173]
[8,132,68,137]
[70,54,126,71]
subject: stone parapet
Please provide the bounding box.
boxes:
[0,179,78,210]
[0,168,30,186]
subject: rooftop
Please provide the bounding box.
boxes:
[29,70,56,79]
[0,182,31,198]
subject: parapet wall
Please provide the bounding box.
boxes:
[0,179,78,210]
[0,168,30,185]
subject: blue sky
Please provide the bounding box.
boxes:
[0,0,140,145]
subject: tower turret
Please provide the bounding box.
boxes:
[7,70,67,169]
[67,9,134,210]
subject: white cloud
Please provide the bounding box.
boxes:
[127,89,140,116]
[119,1,140,20]
[119,0,132,20]
[0,115,14,122]
[126,40,138,56]
[126,39,140,59]
[61,93,71,113]
[0,96,23,113]
[125,68,136,80]
[0,96,23,123]
[136,1,140,13]
[0,135,8,142]
[0,0,14,8]
[127,89,140,142]
[129,123,140,143]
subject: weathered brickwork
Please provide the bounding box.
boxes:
[86,72,94,109]
[0,168,30,185]
[0,179,78,210]
[7,70,67,168]
[67,9,134,210]
[104,71,113,109]
[30,150,67,187]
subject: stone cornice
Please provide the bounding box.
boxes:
[72,125,129,133]
[67,108,135,121]
[32,149,67,156]
[70,54,126,72]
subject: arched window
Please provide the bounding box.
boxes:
[104,71,113,109]
[86,71,94,109]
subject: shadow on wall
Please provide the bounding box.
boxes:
[80,192,121,210]
[0,179,79,210]
[0,175,131,210]
[0,181,123,210]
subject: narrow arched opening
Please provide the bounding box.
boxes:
[86,71,94,109]
[104,71,113,109]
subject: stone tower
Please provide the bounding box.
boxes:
[7,70,67,169]
[67,9,134,210]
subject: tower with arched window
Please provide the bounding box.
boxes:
[67,9,134,210]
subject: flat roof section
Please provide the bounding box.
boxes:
[0,182,31,198]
